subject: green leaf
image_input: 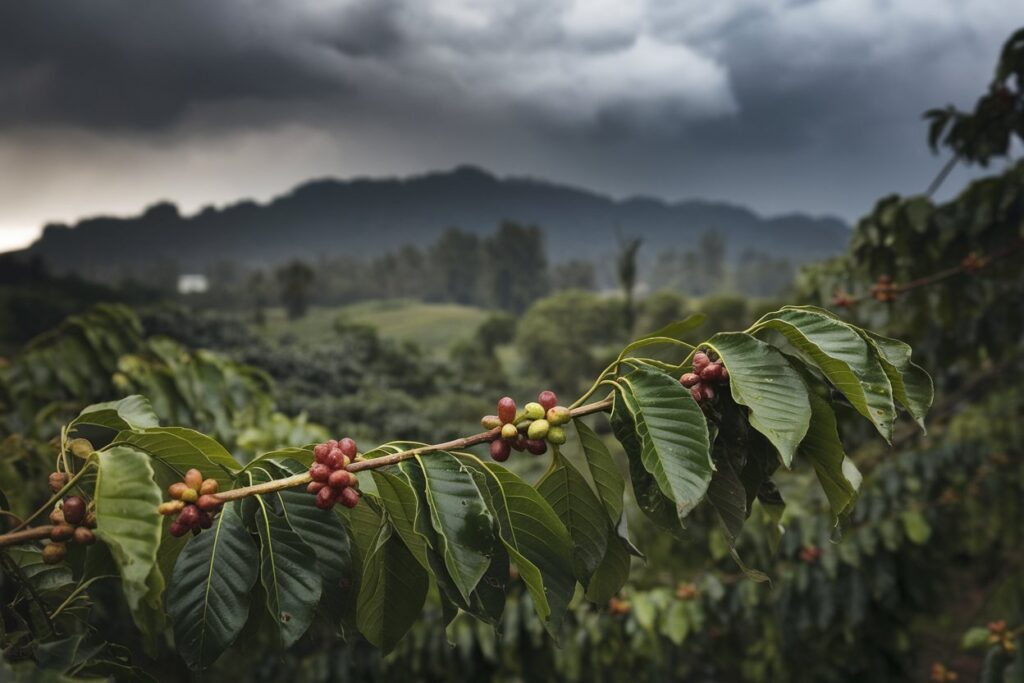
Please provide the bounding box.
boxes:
[417,451,497,603]
[706,451,746,544]
[584,530,631,604]
[146,427,240,473]
[355,522,428,654]
[93,446,164,635]
[167,502,259,670]
[616,314,706,361]
[574,419,624,524]
[73,395,159,432]
[962,626,992,650]
[618,364,712,514]
[370,467,434,572]
[252,501,322,647]
[704,332,811,466]
[751,308,896,440]
[537,449,609,584]
[900,509,932,544]
[456,454,574,636]
[110,429,236,490]
[863,330,934,430]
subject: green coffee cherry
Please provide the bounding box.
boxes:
[547,426,567,445]
[501,423,519,440]
[523,402,545,420]
[527,419,550,440]
[480,415,502,430]
[546,406,570,425]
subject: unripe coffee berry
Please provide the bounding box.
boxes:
[62,496,86,526]
[169,522,188,538]
[197,495,221,512]
[525,439,547,455]
[159,500,186,516]
[481,415,502,430]
[48,472,69,493]
[490,439,511,462]
[168,482,190,500]
[316,486,338,510]
[307,481,326,494]
[546,406,570,426]
[73,527,96,545]
[328,469,354,489]
[523,402,545,420]
[538,391,558,411]
[339,487,360,509]
[547,426,567,445]
[501,423,519,440]
[180,488,198,503]
[50,525,75,542]
[184,468,203,491]
[339,438,358,458]
[42,542,67,564]
[49,508,65,525]
[679,372,700,387]
[69,438,93,459]
[497,397,517,424]
[527,419,550,440]
[200,479,219,495]
[310,463,332,482]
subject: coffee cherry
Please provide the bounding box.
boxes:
[69,438,94,459]
[200,479,219,495]
[313,443,330,462]
[310,463,332,483]
[62,496,86,525]
[527,419,550,440]
[316,486,338,510]
[701,385,715,401]
[83,512,97,529]
[197,494,222,512]
[184,468,203,491]
[719,365,728,380]
[679,372,700,387]
[177,505,200,528]
[501,423,519,440]
[524,402,545,420]
[690,385,703,402]
[511,436,526,452]
[159,500,186,516]
[497,397,517,424]
[168,482,190,500]
[41,542,67,564]
[338,487,360,509]
[73,527,96,545]
[180,488,199,503]
[481,414,502,430]
[490,439,511,462]
[48,472,69,493]
[538,391,558,411]
[169,522,188,538]
[326,449,345,469]
[525,439,548,455]
[700,364,722,382]
[197,511,213,530]
[339,438,358,458]
[328,469,354,489]
[50,525,75,542]
[547,426,567,445]
[49,508,65,525]
[692,351,711,373]
[307,481,326,494]
[546,406,570,426]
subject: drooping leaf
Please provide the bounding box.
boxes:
[537,449,609,584]
[574,418,624,524]
[704,332,811,466]
[371,467,433,572]
[252,501,322,648]
[355,521,429,654]
[706,451,746,544]
[863,330,934,430]
[584,530,631,604]
[93,446,164,635]
[167,502,259,670]
[618,364,712,514]
[751,308,896,440]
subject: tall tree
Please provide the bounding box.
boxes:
[616,232,643,333]
[431,228,483,304]
[275,260,315,320]
[484,222,549,313]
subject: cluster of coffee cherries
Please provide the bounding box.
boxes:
[160,468,224,537]
[309,438,361,510]
[43,492,96,564]
[482,391,570,462]
[679,350,729,404]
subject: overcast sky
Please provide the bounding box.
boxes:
[0,0,1020,251]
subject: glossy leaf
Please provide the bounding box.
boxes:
[574,418,624,524]
[584,530,631,604]
[73,395,159,433]
[110,429,235,489]
[863,330,934,430]
[537,449,608,584]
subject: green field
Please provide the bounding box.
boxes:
[258,299,493,352]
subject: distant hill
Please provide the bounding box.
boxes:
[14,166,849,280]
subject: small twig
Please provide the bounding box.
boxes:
[0,526,54,548]
[213,396,615,503]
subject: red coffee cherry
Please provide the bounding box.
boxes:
[197,511,213,530]
[525,439,548,455]
[48,472,69,493]
[177,505,200,529]
[701,385,716,401]
[307,481,326,494]
[490,439,511,462]
[197,494,222,512]
[313,443,330,463]
[62,496,86,526]
[690,385,703,402]
[699,364,721,382]
[328,469,354,489]
[73,527,96,545]
[339,438,358,458]
[316,486,338,510]
[692,351,711,373]
[338,487,360,509]
[538,391,558,411]
[679,372,700,387]
[310,463,332,483]
[50,525,75,542]
[169,522,188,538]
[326,449,346,469]
[497,397,517,424]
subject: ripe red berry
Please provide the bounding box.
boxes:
[701,384,716,401]
[197,511,213,530]
[497,397,517,424]
[50,525,75,542]
[62,496,86,526]
[313,443,330,463]
[197,494,222,512]
[690,385,703,402]
[338,487,360,509]
[510,436,526,452]
[307,481,326,494]
[692,352,710,373]
[679,372,700,387]
[169,521,188,538]
[525,439,547,455]
[490,439,511,462]
[326,449,345,469]
[316,486,338,510]
[328,469,353,489]
[538,391,558,411]
[310,463,332,483]
[700,364,721,382]
[177,505,200,529]
[73,527,96,545]
[326,439,338,450]
[339,438,358,458]
[719,365,729,381]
